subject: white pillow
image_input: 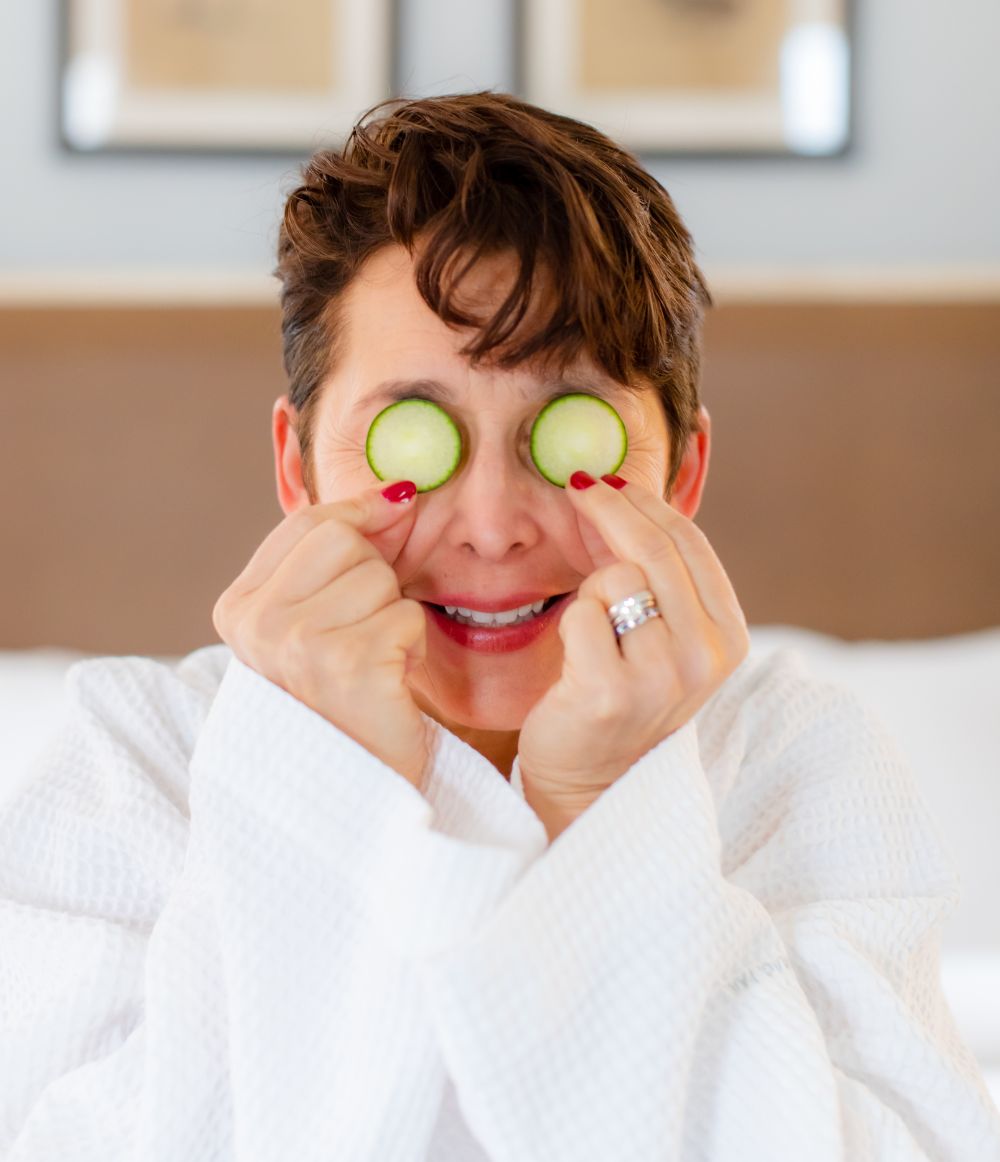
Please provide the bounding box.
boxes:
[750,626,1000,1066]
[747,625,1000,953]
[0,647,178,808]
[1,647,93,806]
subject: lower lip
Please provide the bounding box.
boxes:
[423,594,572,654]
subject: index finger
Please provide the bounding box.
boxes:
[229,481,417,597]
[567,479,742,630]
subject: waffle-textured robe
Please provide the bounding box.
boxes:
[2,643,999,1160]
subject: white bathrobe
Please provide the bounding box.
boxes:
[1,642,998,1161]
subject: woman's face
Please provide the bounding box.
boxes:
[274,242,682,734]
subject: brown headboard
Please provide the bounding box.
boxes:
[3,297,998,654]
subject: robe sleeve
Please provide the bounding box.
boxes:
[0,652,545,1161]
[417,651,1000,1162]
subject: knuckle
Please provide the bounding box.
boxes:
[643,534,680,568]
[312,516,365,570]
[598,561,648,600]
[595,694,627,724]
[332,629,369,677]
[680,642,715,689]
[394,598,427,637]
[575,574,602,605]
[650,648,677,686]
[559,594,600,639]
[591,681,629,722]
[560,595,584,624]
[211,590,231,636]
[249,594,285,644]
[556,600,581,640]
[670,516,706,549]
[290,505,325,533]
[281,615,316,670]
[729,622,752,667]
[282,509,323,549]
[354,555,401,604]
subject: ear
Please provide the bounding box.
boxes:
[272,395,313,515]
[666,404,711,520]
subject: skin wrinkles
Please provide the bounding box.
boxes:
[317,384,667,499]
[273,240,707,777]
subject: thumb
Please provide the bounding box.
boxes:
[359,479,420,566]
[319,479,419,566]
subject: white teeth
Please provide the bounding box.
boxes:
[440,598,554,627]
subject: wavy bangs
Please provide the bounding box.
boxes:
[276,90,712,498]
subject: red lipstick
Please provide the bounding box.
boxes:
[421,592,574,654]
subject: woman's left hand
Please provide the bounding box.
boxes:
[517,474,751,835]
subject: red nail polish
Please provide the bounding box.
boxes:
[382,480,416,503]
[601,474,628,490]
[569,470,596,490]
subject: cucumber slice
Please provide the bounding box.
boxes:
[530,393,628,486]
[365,398,462,492]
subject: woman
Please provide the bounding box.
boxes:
[2,92,998,1161]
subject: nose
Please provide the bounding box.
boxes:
[439,434,544,561]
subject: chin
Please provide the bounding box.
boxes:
[433,690,530,733]
[410,671,538,734]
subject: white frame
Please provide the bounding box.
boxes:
[518,0,852,157]
[61,0,395,152]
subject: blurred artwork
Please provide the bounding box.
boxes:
[61,0,394,152]
[580,0,786,93]
[123,0,336,94]
[518,0,852,156]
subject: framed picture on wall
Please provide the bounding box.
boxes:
[60,0,396,153]
[515,0,853,157]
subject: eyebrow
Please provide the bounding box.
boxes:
[356,375,628,412]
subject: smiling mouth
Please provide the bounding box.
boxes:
[425,592,570,627]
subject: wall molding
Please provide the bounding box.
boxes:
[0,271,280,306]
[1,266,1000,305]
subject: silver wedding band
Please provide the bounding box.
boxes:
[606,589,662,639]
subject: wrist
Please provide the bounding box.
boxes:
[521,778,596,843]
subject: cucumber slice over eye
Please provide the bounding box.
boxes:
[530,393,628,486]
[365,398,462,492]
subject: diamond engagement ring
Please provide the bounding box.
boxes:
[606,589,662,639]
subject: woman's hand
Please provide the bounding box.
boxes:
[211,482,433,790]
[517,474,751,838]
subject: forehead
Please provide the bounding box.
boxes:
[342,242,543,357]
[334,243,649,409]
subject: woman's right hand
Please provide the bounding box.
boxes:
[211,483,432,789]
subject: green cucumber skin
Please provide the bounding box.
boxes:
[529,394,628,487]
[365,399,462,492]
[366,392,627,492]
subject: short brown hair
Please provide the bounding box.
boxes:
[276,90,712,501]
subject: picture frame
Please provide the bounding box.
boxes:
[59,0,397,154]
[515,0,854,158]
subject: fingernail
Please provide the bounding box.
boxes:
[601,474,628,490]
[382,480,416,503]
[569,470,596,490]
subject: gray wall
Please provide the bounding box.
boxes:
[2,0,998,274]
